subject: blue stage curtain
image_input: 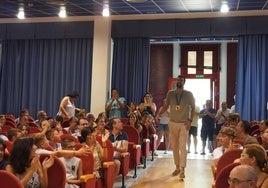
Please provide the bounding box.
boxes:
[112,37,150,105]
[0,38,93,118]
[236,35,268,121]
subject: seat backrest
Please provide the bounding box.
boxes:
[96,136,114,162]
[216,149,242,177]
[75,143,95,174]
[5,114,15,121]
[62,119,71,128]
[215,162,240,188]
[39,154,66,188]
[123,125,140,144]
[28,122,39,128]
[29,126,41,134]
[0,170,23,188]
[120,118,128,125]
[4,120,16,128]
[2,125,13,134]
[5,140,13,154]
[60,134,79,143]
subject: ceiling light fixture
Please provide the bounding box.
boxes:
[17,7,25,19]
[102,4,110,17]
[220,1,229,13]
[58,6,67,18]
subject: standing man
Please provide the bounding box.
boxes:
[215,101,230,135]
[187,105,200,154]
[156,75,195,179]
[105,88,126,119]
[199,100,216,155]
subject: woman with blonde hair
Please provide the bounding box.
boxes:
[239,144,268,188]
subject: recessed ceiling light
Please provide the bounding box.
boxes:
[58,6,67,18]
[125,0,147,2]
[102,4,110,17]
[17,7,25,19]
[220,1,229,13]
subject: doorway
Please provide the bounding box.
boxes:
[184,78,211,154]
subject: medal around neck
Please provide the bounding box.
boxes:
[176,105,181,111]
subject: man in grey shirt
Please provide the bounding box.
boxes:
[156,75,195,179]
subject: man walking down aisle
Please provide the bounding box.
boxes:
[156,75,195,179]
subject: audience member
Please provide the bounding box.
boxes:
[187,105,200,154]
[73,118,90,141]
[79,126,109,181]
[64,117,78,135]
[7,128,22,142]
[230,95,236,113]
[0,124,8,141]
[155,99,170,155]
[261,128,268,150]
[212,127,237,167]
[259,120,268,135]
[59,137,83,188]
[128,113,143,143]
[86,113,96,127]
[228,164,258,188]
[46,129,62,151]
[34,110,48,127]
[234,120,259,145]
[95,117,109,137]
[127,102,141,119]
[0,115,6,126]
[140,112,156,144]
[105,88,126,119]
[238,144,268,188]
[109,118,128,175]
[138,92,157,116]
[226,113,241,129]
[215,101,230,135]
[199,99,216,154]
[5,137,54,187]
[15,108,30,125]
[58,91,80,119]
[17,124,30,136]
[33,133,90,157]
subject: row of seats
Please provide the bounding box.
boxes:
[211,149,243,188]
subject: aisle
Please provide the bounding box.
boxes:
[114,151,214,188]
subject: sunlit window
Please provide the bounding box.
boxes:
[187,51,196,74]
[204,51,212,74]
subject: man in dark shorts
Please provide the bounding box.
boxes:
[199,100,216,155]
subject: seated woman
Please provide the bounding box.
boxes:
[95,117,110,137]
[212,127,241,173]
[238,144,268,188]
[79,127,109,185]
[128,113,142,133]
[138,92,157,116]
[127,102,141,119]
[5,137,54,187]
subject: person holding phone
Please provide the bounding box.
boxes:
[138,92,157,116]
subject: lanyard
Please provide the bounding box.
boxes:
[175,91,184,106]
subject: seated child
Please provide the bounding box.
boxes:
[59,137,83,188]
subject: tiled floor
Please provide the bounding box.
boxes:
[113,150,213,188]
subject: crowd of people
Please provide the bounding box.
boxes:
[1,75,268,188]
